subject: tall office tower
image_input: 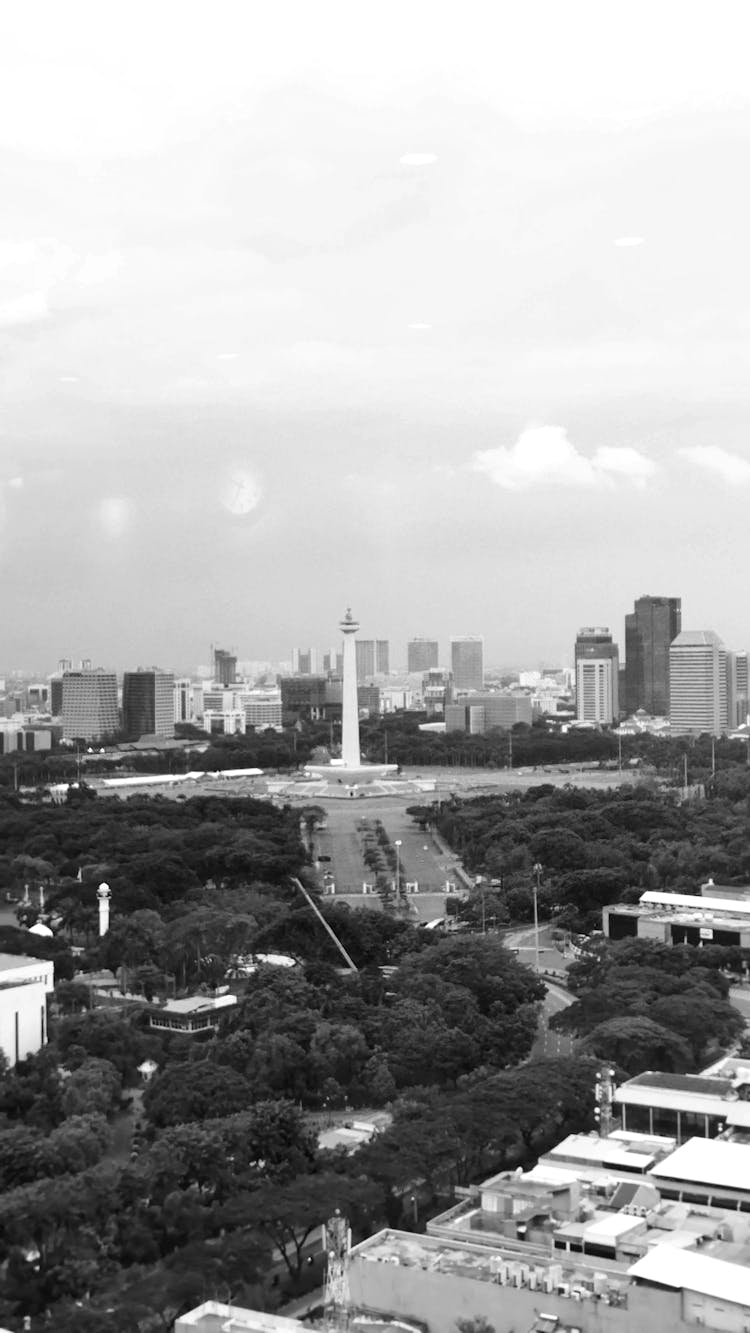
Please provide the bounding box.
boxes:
[669,631,727,737]
[174,677,202,724]
[213,648,237,687]
[375,640,390,674]
[735,651,749,726]
[292,647,318,674]
[408,638,439,673]
[323,648,343,675]
[451,637,484,692]
[726,650,749,728]
[61,668,119,742]
[356,640,376,682]
[575,628,620,724]
[624,595,682,716]
[122,669,175,740]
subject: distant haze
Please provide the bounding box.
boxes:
[2,2,749,673]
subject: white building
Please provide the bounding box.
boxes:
[669,630,727,737]
[0,954,54,1067]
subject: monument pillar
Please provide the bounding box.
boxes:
[97,882,111,937]
[340,608,361,769]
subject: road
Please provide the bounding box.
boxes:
[313,795,464,922]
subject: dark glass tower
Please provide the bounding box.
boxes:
[624,596,682,716]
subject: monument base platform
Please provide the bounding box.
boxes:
[266,770,436,800]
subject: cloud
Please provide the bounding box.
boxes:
[0,290,50,327]
[98,497,133,538]
[473,425,656,492]
[614,236,645,247]
[679,445,750,485]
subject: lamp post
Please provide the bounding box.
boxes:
[395,840,402,900]
[532,863,543,973]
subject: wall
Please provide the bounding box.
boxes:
[0,981,48,1067]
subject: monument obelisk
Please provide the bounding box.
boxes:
[340,607,361,769]
[304,608,398,792]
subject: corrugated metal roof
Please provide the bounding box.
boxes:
[628,1246,750,1305]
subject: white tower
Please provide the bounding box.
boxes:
[340,608,361,769]
[97,882,111,936]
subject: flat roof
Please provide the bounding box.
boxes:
[628,1247,750,1306]
[161,994,237,1015]
[548,1134,659,1171]
[0,953,51,974]
[650,1138,750,1192]
[624,1072,730,1096]
[640,890,750,916]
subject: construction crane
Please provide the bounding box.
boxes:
[324,1209,352,1333]
[291,877,358,972]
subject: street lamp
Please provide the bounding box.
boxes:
[395,840,402,899]
[532,863,543,973]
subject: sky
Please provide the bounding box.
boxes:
[2,0,750,673]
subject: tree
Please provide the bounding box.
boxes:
[143,1062,253,1128]
[579,1016,692,1075]
[220,1172,382,1280]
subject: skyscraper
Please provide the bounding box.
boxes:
[669,631,727,737]
[213,648,237,687]
[408,638,439,673]
[61,668,119,742]
[356,640,375,682]
[122,669,175,739]
[575,628,619,724]
[376,640,390,674]
[624,595,682,716]
[451,637,484,692]
[292,647,318,674]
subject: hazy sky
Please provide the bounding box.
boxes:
[2,1,750,673]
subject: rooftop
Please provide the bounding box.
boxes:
[629,1246,750,1305]
[160,993,238,1015]
[0,953,51,974]
[650,1137,750,1191]
[624,1072,731,1097]
[671,630,725,649]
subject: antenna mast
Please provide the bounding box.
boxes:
[324,1209,351,1333]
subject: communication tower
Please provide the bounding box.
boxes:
[594,1065,617,1137]
[324,1208,351,1333]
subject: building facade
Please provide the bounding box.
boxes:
[408,638,439,673]
[624,595,681,716]
[122,669,175,740]
[0,954,54,1068]
[61,668,119,742]
[292,647,318,674]
[669,631,727,737]
[212,648,237,687]
[575,628,619,724]
[451,636,484,692]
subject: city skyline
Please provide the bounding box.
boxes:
[3,6,750,669]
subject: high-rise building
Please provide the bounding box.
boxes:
[122,669,175,740]
[292,647,318,674]
[735,651,749,726]
[624,595,682,716]
[408,638,439,673]
[451,637,484,692]
[669,631,727,737]
[174,678,203,725]
[356,640,375,682]
[354,639,390,681]
[575,628,619,724]
[323,647,343,675]
[61,668,119,742]
[213,648,237,687]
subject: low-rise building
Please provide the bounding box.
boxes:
[148,992,237,1035]
[0,954,54,1067]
